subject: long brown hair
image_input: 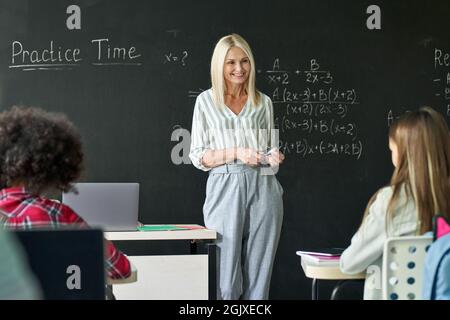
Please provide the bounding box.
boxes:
[362,107,450,234]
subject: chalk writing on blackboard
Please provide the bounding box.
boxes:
[9,38,142,71]
[266,58,362,160]
[188,89,205,98]
[433,48,450,116]
[164,51,189,66]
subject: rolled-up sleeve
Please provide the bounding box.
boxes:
[189,96,211,171]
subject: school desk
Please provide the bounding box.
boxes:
[105,225,217,299]
[300,256,366,300]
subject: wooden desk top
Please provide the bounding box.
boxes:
[301,258,366,280]
[105,225,217,241]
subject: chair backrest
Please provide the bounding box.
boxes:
[14,228,106,300]
[382,235,433,300]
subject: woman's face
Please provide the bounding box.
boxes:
[389,138,399,168]
[223,46,250,88]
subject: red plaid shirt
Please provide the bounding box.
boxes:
[0,187,131,279]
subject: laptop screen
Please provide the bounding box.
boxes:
[62,183,139,231]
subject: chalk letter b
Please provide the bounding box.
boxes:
[366,5,381,30]
[66,5,81,30]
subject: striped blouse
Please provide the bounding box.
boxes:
[189,89,277,171]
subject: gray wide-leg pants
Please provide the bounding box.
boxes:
[203,163,284,300]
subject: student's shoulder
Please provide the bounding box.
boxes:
[40,196,63,208]
[41,197,79,218]
[375,185,394,200]
[368,186,394,214]
[54,202,87,225]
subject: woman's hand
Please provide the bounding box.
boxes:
[266,148,285,167]
[236,148,263,166]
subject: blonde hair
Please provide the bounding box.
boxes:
[210,34,260,107]
[362,107,450,234]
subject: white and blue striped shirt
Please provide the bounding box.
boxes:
[189,89,277,171]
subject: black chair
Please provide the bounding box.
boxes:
[14,228,106,300]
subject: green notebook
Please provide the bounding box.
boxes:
[137,225,188,231]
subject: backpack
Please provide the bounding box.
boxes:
[422,215,450,300]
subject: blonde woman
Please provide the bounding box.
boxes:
[189,34,284,300]
[340,107,450,299]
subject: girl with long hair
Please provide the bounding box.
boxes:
[340,107,450,299]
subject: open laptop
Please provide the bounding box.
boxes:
[62,182,139,231]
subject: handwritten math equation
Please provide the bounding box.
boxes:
[434,48,450,116]
[263,58,362,160]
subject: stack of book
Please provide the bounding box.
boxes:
[296,248,344,266]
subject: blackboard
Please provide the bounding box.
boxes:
[1,0,449,299]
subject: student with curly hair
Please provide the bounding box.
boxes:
[0,106,131,279]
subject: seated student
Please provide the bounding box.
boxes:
[340,106,450,300]
[0,106,131,279]
[0,212,42,299]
